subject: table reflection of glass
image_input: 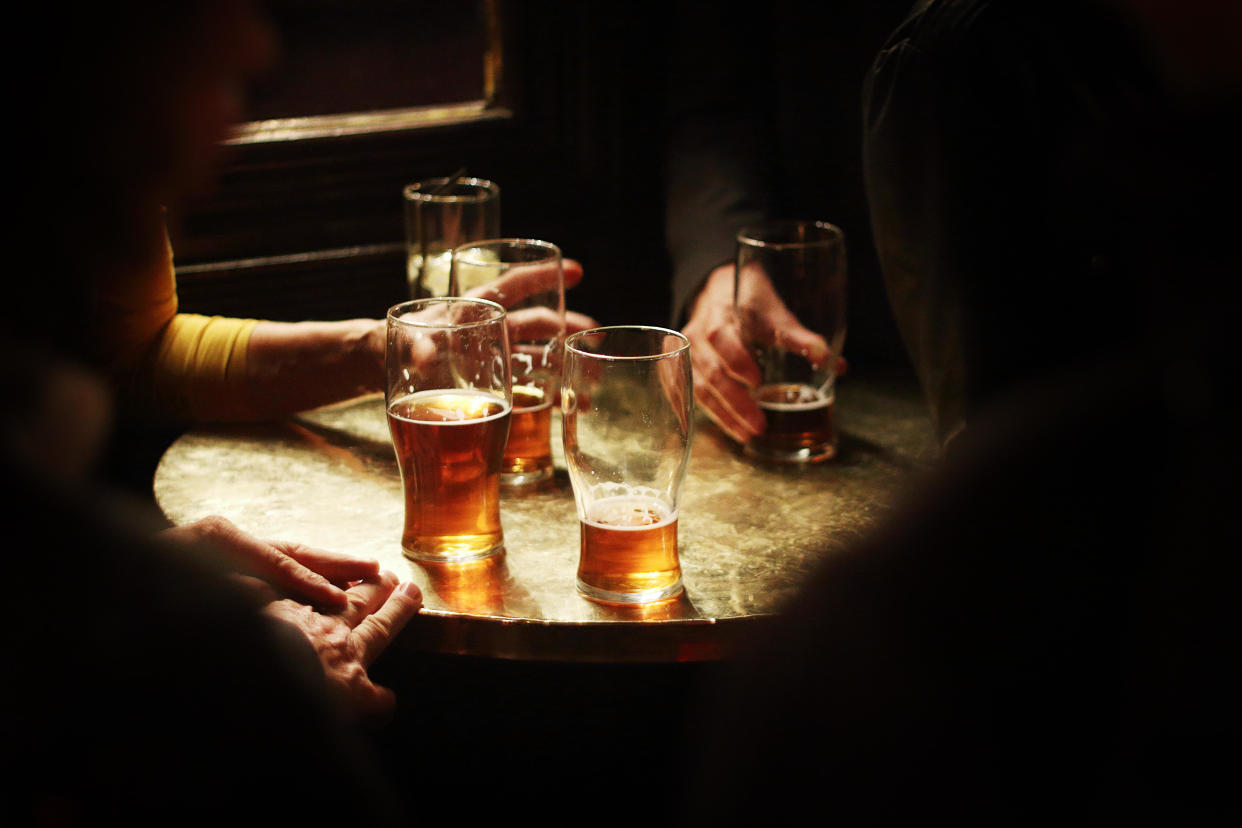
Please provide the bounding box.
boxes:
[154,377,938,662]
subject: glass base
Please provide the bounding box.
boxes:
[500,465,554,487]
[401,538,505,563]
[576,577,684,605]
[744,441,837,464]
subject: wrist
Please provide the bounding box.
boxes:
[341,319,386,392]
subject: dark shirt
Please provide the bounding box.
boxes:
[864,0,1163,442]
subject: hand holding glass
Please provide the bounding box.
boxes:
[562,327,693,604]
[385,297,512,561]
[451,239,564,487]
[735,220,847,463]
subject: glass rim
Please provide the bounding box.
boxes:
[386,296,507,329]
[402,176,500,204]
[565,325,690,362]
[736,219,843,250]
[451,238,562,266]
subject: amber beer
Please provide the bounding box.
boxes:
[577,494,682,603]
[501,384,553,484]
[388,388,511,560]
[749,382,836,461]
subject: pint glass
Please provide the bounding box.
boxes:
[386,297,512,561]
[403,176,500,299]
[562,327,693,604]
[735,220,847,463]
[451,239,564,487]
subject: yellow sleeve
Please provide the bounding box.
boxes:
[96,224,263,422]
[147,313,261,422]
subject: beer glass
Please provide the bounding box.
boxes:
[403,176,500,299]
[386,297,512,561]
[451,239,564,487]
[735,220,847,463]
[562,327,693,604]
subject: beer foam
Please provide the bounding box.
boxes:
[754,383,833,412]
[406,250,452,296]
[512,383,553,413]
[389,388,511,424]
[585,494,677,530]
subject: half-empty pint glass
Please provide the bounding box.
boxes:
[735,220,847,463]
[386,297,512,561]
[562,327,693,604]
[451,239,564,487]
[403,176,500,299]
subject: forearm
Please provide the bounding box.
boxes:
[242,318,385,418]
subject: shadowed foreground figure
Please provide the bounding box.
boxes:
[4,2,421,821]
[681,0,1240,823]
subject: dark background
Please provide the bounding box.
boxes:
[170,0,913,379]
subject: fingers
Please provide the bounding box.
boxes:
[166,516,350,610]
[466,261,562,308]
[503,306,599,341]
[506,306,564,343]
[688,334,766,441]
[458,257,581,307]
[692,364,765,443]
[337,570,400,628]
[559,259,597,333]
[353,581,423,666]
[705,321,763,389]
[566,310,600,334]
[682,280,766,443]
[772,319,832,370]
[272,540,381,585]
[343,580,422,719]
[563,258,584,290]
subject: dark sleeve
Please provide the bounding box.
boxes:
[664,1,775,324]
[863,7,969,444]
[863,0,1161,444]
[863,1,1027,445]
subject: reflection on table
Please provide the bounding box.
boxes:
[154,377,938,662]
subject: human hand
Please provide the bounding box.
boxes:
[160,515,381,611]
[682,264,766,443]
[383,257,599,400]
[684,264,844,444]
[264,571,422,720]
[465,257,599,339]
[735,260,837,373]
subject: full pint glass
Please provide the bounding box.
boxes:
[386,297,512,561]
[562,327,693,604]
[451,239,564,487]
[735,221,847,463]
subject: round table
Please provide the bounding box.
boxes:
[154,376,938,662]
